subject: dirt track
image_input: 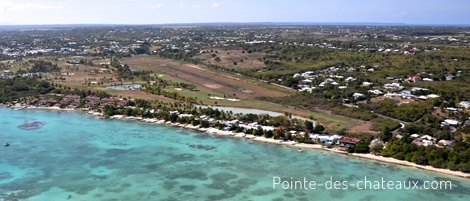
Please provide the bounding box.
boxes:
[124,56,288,100]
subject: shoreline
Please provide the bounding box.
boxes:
[3,104,470,179]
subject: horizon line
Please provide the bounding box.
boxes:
[1,22,470,27]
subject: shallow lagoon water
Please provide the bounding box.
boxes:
[0,108,469,201]
[106,84,142,91]
[195,105,307,120]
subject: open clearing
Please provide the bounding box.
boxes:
[193,47,267,70]
[348,121,379,134]
[123,56,289,100]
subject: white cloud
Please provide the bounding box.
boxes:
[211,3,220,8]
[145,3,164,9]
[396,11,408,17]
[0,0,63,13]
[192,5,202,9]
[177,3,185,8]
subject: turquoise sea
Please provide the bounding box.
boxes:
[0,108,469,201]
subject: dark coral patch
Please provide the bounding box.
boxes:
[18,121,45,130]
[237,178,258,186]
[102,149,132,158]
[165,171,208,180]
[188,144,217,150]
[179,185,196,191]
[0,171,13,180]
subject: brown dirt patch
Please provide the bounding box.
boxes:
[184,64,205,71]
[203,84,223,89]
[193,47,268,70]
[364,96,416,105]
[123,56,288,100]
[348,121,379,134]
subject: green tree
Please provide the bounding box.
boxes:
[313,124,325,133]
[370,143,384,154]
[305,120,314,131]
[352,142,370,153]
[378,127,392,142]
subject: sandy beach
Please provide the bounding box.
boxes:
[3,105,470,179]
[10,105,76,111]
[252,137,284,144]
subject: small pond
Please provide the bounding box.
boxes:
[194,105,310,121]
[106,84,142,90]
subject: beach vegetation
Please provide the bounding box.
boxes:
[381,139,470,172]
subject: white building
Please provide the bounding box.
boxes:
[310,134,341,145]
[345,77,356,82]
[444,119,459,126]
[384,83,403,90]
[353,93,366,100]
[459,101,470,109]
[301,71,316,78]
[368,90,383,95]
[427,94,440,99]
[362,82,373,87]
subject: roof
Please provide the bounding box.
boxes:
[438,140,454,146]
[446,107,458,111]
[418,95,428,100]
[353,93,365,97]
[444,119,459,125]
[339,137,361,144]
[459,101,470,108]
[427,94,440,98]
[420,135,433,140]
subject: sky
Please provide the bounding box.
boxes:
[0,0,469,25]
